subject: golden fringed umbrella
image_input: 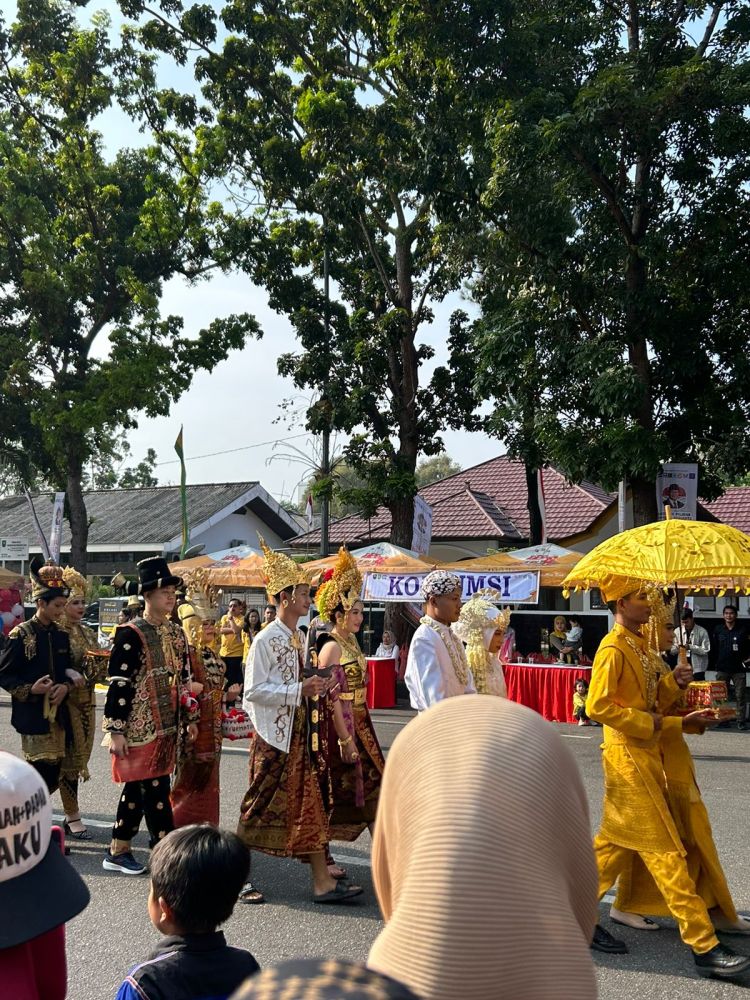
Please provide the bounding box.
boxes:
[561,511,750,598]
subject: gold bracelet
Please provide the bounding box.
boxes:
[337,736,353,747]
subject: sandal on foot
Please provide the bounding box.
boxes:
[239,881,265,904]
[326,852,347,880]
[63,820,92,841]
[610,907,659,931]
[313,881,363,905]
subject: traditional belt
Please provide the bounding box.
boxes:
[339,687,367,706]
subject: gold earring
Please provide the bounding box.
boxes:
[282,598,289,609]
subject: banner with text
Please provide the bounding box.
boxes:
[48,492,65,562]
[362,570,540,604]
[656,463,698,520]
[411,496,433,556]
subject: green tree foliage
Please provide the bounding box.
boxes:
[415,455,462,489]
[0,1,260,569]
[120,0,472,545]
[398,1,750,524]
[84,432,158,489]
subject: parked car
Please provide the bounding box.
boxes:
[82,601,100,629]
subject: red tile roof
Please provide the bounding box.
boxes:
[292,455,615,548]
[704,488,750,534]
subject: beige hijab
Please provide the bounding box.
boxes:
[368,696,598,1000]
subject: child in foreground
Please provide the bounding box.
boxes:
[572,678,592,726]
[115,825,260,1000]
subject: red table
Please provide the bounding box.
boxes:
[366,657,397,709]
[503,662,592,724]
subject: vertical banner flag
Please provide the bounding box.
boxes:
[537,468,548,544]
[411,496,433,556]
[174,426,190,558]
[23,487,50,561]
[48,492,65,562]
[656,463,698,520]
[305,494,314,528]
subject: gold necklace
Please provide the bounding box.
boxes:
[621,633,662,711]
[420,616,468,687]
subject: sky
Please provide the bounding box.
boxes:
[1,0,503,505]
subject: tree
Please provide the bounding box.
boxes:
[415,455,462,489]
[84,432,158,490]
[0,1,259,569]
[119,0,474,547]
[396,2,750,524]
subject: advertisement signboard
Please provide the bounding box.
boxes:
[656,464,698,520]
[98,597,127,645]
[362,570,540,604]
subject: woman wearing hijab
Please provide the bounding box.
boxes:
[367,695,599,1000]
[452,589,509,697]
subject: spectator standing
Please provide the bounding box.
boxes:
[219,598,246,696]
[711,605,749,730]
[260,603,276,629]
[672,609,710,680]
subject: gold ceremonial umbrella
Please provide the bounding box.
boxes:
[561,513,750,598]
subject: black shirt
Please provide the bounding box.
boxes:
[712,622,748,674]
[116,931,260,1000]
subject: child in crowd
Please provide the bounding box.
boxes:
[565,617,583,662]
[115,825,260,1000]
[572,678,591,726]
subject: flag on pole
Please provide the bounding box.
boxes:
[536,468,548,544]
[48,492,65,562]
[174,426,189,559]
[305,494,314,528]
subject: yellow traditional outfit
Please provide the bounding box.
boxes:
[589,613,719,953]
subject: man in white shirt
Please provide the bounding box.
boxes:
[672,609,711,679]
[405,570,475,711]
[236,537,362,906]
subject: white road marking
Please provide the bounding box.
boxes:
[562,734,594,740]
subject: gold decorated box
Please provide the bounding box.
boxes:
[675,680,736,720]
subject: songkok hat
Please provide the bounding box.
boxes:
[136,556,182,594]
[420,569,462,600]
[30,558,69,601]
[62,566,86,600]
[316,547,363,622]
[0,752,90,948]
[126,594,143,610]
[259,535,309,600]
[598,577,644,603]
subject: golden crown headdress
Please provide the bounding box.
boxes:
[452,589,510,644]
[316,547,363,622]
[259,535,309,600]
[30,559,69,600]
[643,583,676,653]
[62,565,87,600]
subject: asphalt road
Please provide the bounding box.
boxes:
[2,696,750,1000]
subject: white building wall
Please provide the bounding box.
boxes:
[188,510,287,554]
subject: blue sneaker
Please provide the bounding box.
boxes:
[102,849,146,875]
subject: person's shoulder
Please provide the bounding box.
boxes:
[8,619,33,640]
[112,623,144,649]
[223,944,261,974]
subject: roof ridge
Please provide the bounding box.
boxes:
[463,485,520,535]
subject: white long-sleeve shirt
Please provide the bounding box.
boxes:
[671,623,711,674]
[405,616,476,712]
[243,618,303,752]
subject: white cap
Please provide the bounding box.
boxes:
[0,751,51,885]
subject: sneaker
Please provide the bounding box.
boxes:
[694,943,750,979]
[590,923,628,954]
[102,849,146,875]
[578,719,586,726]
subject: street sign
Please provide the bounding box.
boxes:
[0,537,29,561]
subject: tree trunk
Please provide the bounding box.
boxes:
[525,463,544,545]
[631,475,657,526]
[66,455,89,573]
[388,491,415,549]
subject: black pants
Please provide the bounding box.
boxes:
[113,776,174,846]
[573,706,589,723]
[717,671,747,723]
[31,759,61,794]
[223,656,244,706]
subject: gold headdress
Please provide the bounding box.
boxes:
[643,583,676,653]
[178,569,219,647]
[259,535,309,601]
[62,566,87,600]
[452,589,510,694]
[30,559,69,601]
[315,547,363,622]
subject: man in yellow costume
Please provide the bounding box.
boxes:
[588,584,750,980]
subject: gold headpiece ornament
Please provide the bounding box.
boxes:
[452,589,510,694]
[315,547,363,622]
[62,566,87,600]
[30,559,69,601]
[643,582,676,654]
[184,568,218,622]
[259,535,309,601]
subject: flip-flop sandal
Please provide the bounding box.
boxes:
[239,881,266,905]
[63,821,92,841]
[313,881,363,905]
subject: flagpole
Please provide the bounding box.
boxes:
[175,426,190,559]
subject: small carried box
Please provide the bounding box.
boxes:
[675,680,736,720]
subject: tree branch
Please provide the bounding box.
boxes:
[695,4,723,58]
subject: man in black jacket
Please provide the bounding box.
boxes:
[712,605,749,730]
[0,560,74,791]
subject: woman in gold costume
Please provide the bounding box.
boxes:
[59,566,108,839]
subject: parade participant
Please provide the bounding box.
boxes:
[608,589,750,938]
[367,697,598,1000]
[587,584,750,979]
[58,566,109,840]
[172,571,231,827]
[452,589,509,697]
[102,557,199,876]
[315,548,385,840]
[237,537,362,905]
[0,560,73,793]
[405,570,475,711]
